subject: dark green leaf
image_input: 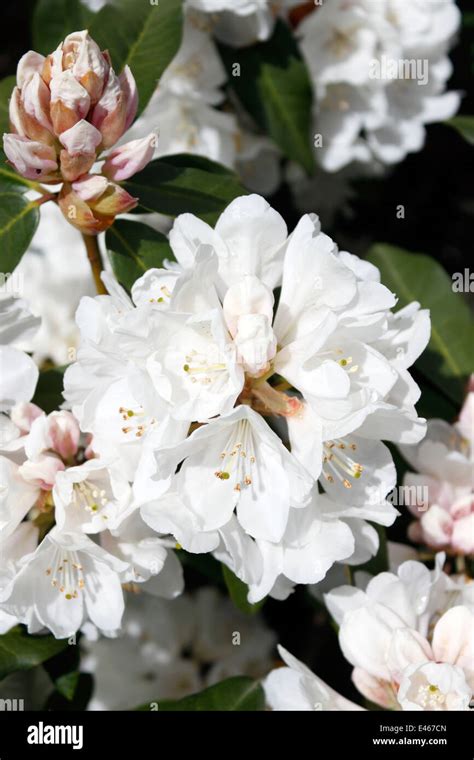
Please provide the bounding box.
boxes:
[32,366,67,413]
[106,219,173,291]
[89,0,183,117]
[0,77,16,136]
[0,150,43,194]
[0,627,67,681]
[32,0,94,55]
[123,154,248,224]
[136,676,265,711]
[43,641,81,701]
[367,244,474,405]
[45,673,93,711]
[445,115,474,146]
[219,21,314,172]
[0,191,40,272]
[222,565,265,616]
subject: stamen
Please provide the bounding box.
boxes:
[117,405,157,437]
[182,349,227,385]
[416,683,446,709]
[72,480,108,515]
[45,548,84,600]
[323,438,363,488]
[215,421,257,495]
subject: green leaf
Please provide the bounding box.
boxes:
[445,116,474,146]
[367,244,474,406]
[45,673,94,711]
[222,565,265,616]
[123,154,248,224]
[0,151,43,194]
[0,627,67,681]
[0,191,40,272]
[32,0,94,55]
[219,20,314,173]
[0,76,16,136]
[106,219,173,291]
[43,641,81,701]
[89,0,183,117]
[32,366,67,413]
[137,676,265,711]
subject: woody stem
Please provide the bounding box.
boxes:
[81,233,107,295]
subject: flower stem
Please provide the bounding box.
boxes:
[34,192,57,206]
[81,233,107,295]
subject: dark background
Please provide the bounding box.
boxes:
[0,0,472,707]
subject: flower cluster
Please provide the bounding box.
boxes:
[296,0,461,171]
[265,554,474,711]
[399,378,474,555]
[3,30,156,232]
[0,398,182,638]
[54,194,428,612]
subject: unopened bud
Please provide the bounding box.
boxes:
[3,134,58,180]
[102,133,156,181]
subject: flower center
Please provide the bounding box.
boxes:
[45,548,84,600]
[323,439,363,489]
[119,406,157,438]
[214,420,256,493]
[416,683,446,709]
[325,28,353,58]
[182,349,227,386]
[148,285,172,305]
[72,480,108,515]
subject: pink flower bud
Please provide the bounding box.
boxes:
[119,65,138,131]
[19,453,65,490]
[88,180,138,216]
[71,173,108,201]
[3,134,58,180]
[16,51,45,89]
[58,177,137,234]
[102,133,156,181]
[59,119,102,181]
[59,119,102,155]
[62,30,109,105]
[21,73,54,142]
[91,69,127,148]
[7,31,143,207]
[59,150,95,183]
[10,402,44,434]
[41,44,64,86]
[44,410,81,460]
[9,87,27,136]
[50,70,90,134]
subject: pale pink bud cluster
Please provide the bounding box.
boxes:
[2,30,157,234]
[18,409,81,489]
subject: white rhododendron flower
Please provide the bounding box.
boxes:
[13,202,94,366]
[296,0,461,171]
[399,378,474,555]
[0,528,128,639]
[63,194,430,605]
[186,0,279,48]
[325,554,474,710]
[0,402,184,636]
[264,645,364,711]
[0,295,40,412]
